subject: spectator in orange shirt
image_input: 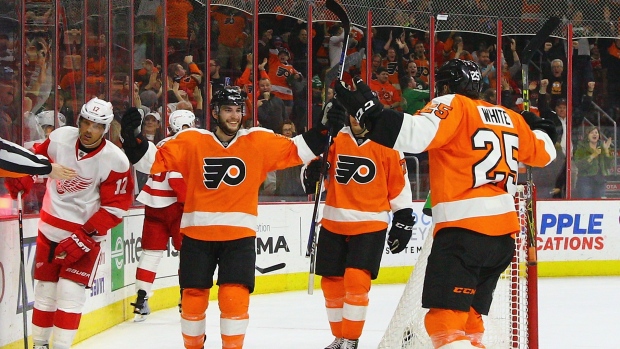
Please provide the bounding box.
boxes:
[166,0,194,61]
[267,47,301,118]
[212,7,249,73]
[369,67,402,111]
[167,55,203,108]
[135,59,160,93]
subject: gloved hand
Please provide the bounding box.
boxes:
[334,77,383,130]
[302,159,323,195]
[54,227,98,265]
[4,176,35,199]
[120,107,143,148]
[321,98,347,135]
[520,111,558,144]
[120,107,149,164]
[387,209,416,253]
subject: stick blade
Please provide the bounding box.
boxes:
[326,0,350,29]
[255,263,286,274]
[522,16,562,64]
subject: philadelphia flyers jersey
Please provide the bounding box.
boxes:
[369,79,402,108]
[369,94,556,236]
[142,127,319,242]
[136,137,187,208]
[34,127,134,242]
[382,58,403,90]
[267,49,300,101]
[321,128,413,235]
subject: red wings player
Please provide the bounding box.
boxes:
[6,97,134,349]
[130,109,197,321]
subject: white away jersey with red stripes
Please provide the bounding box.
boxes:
[136,137,186,208]
[35,126,134,242]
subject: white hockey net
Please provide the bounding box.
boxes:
[379,185,534,349]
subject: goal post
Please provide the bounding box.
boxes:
[378,185,537,349]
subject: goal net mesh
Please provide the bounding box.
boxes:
[378,185,533,349]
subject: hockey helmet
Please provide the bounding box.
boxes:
[169,109,196,134]
[435,59,482,99]
[210,87,247,115]
[79,97,114,132]
[36,110,66,128]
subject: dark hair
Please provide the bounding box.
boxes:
[329,24,342,36]
[376,66,388,75]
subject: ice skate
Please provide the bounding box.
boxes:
[131,289,151,322]
[33,345,49,349]
[324,337,343,349]
[341,339,359,349]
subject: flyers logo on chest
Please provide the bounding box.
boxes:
[203,157,246,189]
[276,66,291,77]
[335,155,376,185]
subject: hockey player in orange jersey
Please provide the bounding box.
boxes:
[302,101,415,349]
[335,59,557,349]
[119,88,346,349]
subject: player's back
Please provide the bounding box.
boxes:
[421,94,555,236]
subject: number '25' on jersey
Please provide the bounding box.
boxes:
[375,93,556,237]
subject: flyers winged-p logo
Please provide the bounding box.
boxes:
[203,157,246,189]
[276,66,291,78]
[335,155,376,185]
[56,175,93,194]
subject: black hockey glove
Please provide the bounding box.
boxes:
[120,107,142,147]
[120,107,149,164]
[302,159,323,195]
[321,98,347,136]
[334,77,383,130]
[520,111,558,144]
[387,208,415,254]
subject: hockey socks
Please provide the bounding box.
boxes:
[219,284,250,349]
[181,288,209,349]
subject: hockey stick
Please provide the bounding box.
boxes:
[17,191,29,349]
[306,0,350,295]
[255,263,286,274]
[520,15,560,250]
[520,16,560,349]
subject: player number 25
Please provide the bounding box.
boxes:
[472,129,518,195]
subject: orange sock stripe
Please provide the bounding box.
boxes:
[341,268,371,340]
[182,333,205,349]
[221,334,245,349]
[424,308,471,348]
[219,284,250,347]
[343,268,371,304]
[464,306,485,334]
[342,319,365,340]
[322,276,345,338]
[424,308,469,335]
[322,276,345,302]
[181,288,210,315]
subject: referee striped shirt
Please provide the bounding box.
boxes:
[0,138,51,177]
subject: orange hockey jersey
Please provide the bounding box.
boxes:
[320,128,413,235]
[370,94,556,236]
[267,49,300,101]
[144,128,319,242]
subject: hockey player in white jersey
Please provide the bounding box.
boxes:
[5,97,135,349]
[131,109,195,321]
